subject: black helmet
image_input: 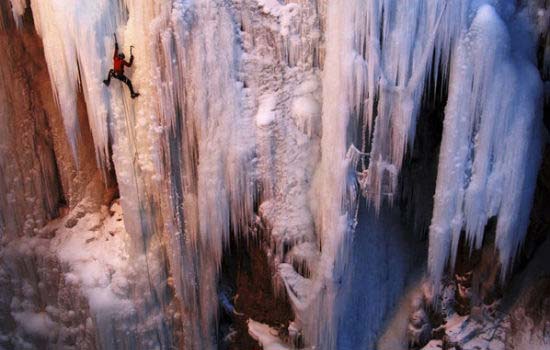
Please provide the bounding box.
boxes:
[118,53,125,59]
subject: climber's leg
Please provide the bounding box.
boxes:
[118,74,140,99]
[103,69,114,86]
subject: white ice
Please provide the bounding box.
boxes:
[428,2,543,285]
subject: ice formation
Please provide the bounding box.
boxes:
[1,0,546,349]
[428,3,543,284]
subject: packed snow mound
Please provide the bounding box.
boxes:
[291,93,321,138]
[1,190,138,348]
[255,94,278,127]
[50,200,132,316]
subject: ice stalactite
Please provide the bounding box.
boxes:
[157,1,256,347]
[328,0,543,289]
[8,0,26,28]
[359,0,468,212]
[428,3,543,285]
[290,0,360,347]
[29,0,126,168]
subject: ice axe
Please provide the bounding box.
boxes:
[113,33,118,44]
[130,45,135,56]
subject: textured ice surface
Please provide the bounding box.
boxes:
[428,2,543,285]
[255,94,278,127]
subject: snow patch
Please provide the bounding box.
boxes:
[291,95,321,138]
[51,200,133,316]
[11,311,57,338]
[255,94,278,127]
[254,0,299,37]
[247,319,290,350]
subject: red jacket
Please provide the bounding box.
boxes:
[113,44,133,74]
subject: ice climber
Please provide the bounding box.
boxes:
[103,37,140,99]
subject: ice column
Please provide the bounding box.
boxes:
[361,0,468,211]
[155,0,255,348]
[303,0,361,347]
[428,3,543,285]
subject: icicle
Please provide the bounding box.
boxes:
[363,0,467,212]
[333,0,542,289]
[29,0,124,168]
[293,1,361,347]
[428,3,543,286]
[9,0,26,28]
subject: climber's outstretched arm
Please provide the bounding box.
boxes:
[113,42,119,59]
[124,55,134,67]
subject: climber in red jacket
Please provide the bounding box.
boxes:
[103,38,140,99]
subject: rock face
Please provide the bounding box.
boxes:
[0,1,548,350]
[0,2,100,228]
[0,6,61,239]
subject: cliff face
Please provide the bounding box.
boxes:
[0,1,548,350]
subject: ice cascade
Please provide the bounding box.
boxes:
[2,0,545,349]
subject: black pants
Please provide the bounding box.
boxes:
[105,69,136,95]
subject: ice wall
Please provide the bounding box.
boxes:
[29,0,126,168]
[16,0,258,347]
[428,3,543,285]
[288,0,543,345]
[327,0,543,289]
[156,1,255,347]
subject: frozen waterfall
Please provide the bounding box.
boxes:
[1,0,546,349]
